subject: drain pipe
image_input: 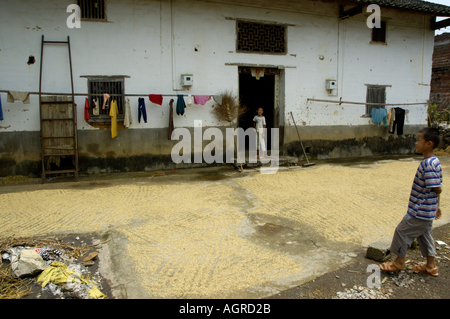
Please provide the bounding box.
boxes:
[171,0,184,92]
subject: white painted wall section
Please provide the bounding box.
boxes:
[0,0,434,133]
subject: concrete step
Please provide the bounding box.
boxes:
[232,156,299,168]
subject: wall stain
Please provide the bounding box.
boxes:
[87,144,102,157]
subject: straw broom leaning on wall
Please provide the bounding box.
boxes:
[211,90,248,171]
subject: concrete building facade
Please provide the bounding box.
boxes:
[1,0,450,177]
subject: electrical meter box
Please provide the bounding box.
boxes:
[326,79,337,90]
[181,74,194,86]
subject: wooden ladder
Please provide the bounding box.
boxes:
[39,35,79,183]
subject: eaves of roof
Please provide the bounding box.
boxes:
[315,0,450,16]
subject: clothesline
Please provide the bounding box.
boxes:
[306,98,428,106]
[0,91,428,106]
[0,90,204,98]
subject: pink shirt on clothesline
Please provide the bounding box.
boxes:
[194,95,211,105]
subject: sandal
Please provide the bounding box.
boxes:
[82,251,98,262]
[380,260,405,272]
[412,264,439,277]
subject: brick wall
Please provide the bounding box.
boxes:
[430,33,450,110]
[432,33,450,68]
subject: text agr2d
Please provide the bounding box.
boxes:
[222,303,270,314]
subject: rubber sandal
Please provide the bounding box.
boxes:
[82,251,98,262]
[412,264,439,277]
[379,260,405,272]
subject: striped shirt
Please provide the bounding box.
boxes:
[407,156,442,220]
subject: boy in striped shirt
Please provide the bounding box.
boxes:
[380,127,442,276]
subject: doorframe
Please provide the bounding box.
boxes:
[237,66,285,152]
[238,66,284,128]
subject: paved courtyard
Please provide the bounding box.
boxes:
[1,155,449,298]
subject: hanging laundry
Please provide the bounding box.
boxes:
[109,99,119,139]
[7,91,30,104]
[193,95,211,106]
[390,107,405,135]
[370,108,388,126]
[92,98,100,116]
[124,98,132,128]
[84,98,90,121]
[138,97,147,123]
[176,95,186,115]
[0,95,3,121]
[102,93,110,109]
[251,68,265,80]
[187,95,194,107]
[212,95,222,105]
[168,99,175,140]
[149,94,163,106]
[387,108,395,132]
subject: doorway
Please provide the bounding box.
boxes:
[238,67,277,152]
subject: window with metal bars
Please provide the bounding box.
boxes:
[77,0,106,21]
[366,85,386,116]
[88,77,124,120]
[237,21,286,54]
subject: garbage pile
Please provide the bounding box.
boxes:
[333,284,390,299]
[0,236,106,299]
[333,239,450,299]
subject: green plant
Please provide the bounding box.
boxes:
[428,103,450,124]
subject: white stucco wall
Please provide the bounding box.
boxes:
[0,0,435,133]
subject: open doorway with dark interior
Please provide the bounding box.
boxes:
[238,67,276,153]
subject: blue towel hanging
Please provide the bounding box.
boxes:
[371,108,387,126]
[176,95,186,116]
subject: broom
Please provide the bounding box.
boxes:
[290,112,315,167]
[212,91,248,171]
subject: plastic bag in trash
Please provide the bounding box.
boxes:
[3,246,67,263]
[2,247,25,272]
[37,262,105,299]
[32,247,65,261]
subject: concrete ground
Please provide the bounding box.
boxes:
[1,154,450,299]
